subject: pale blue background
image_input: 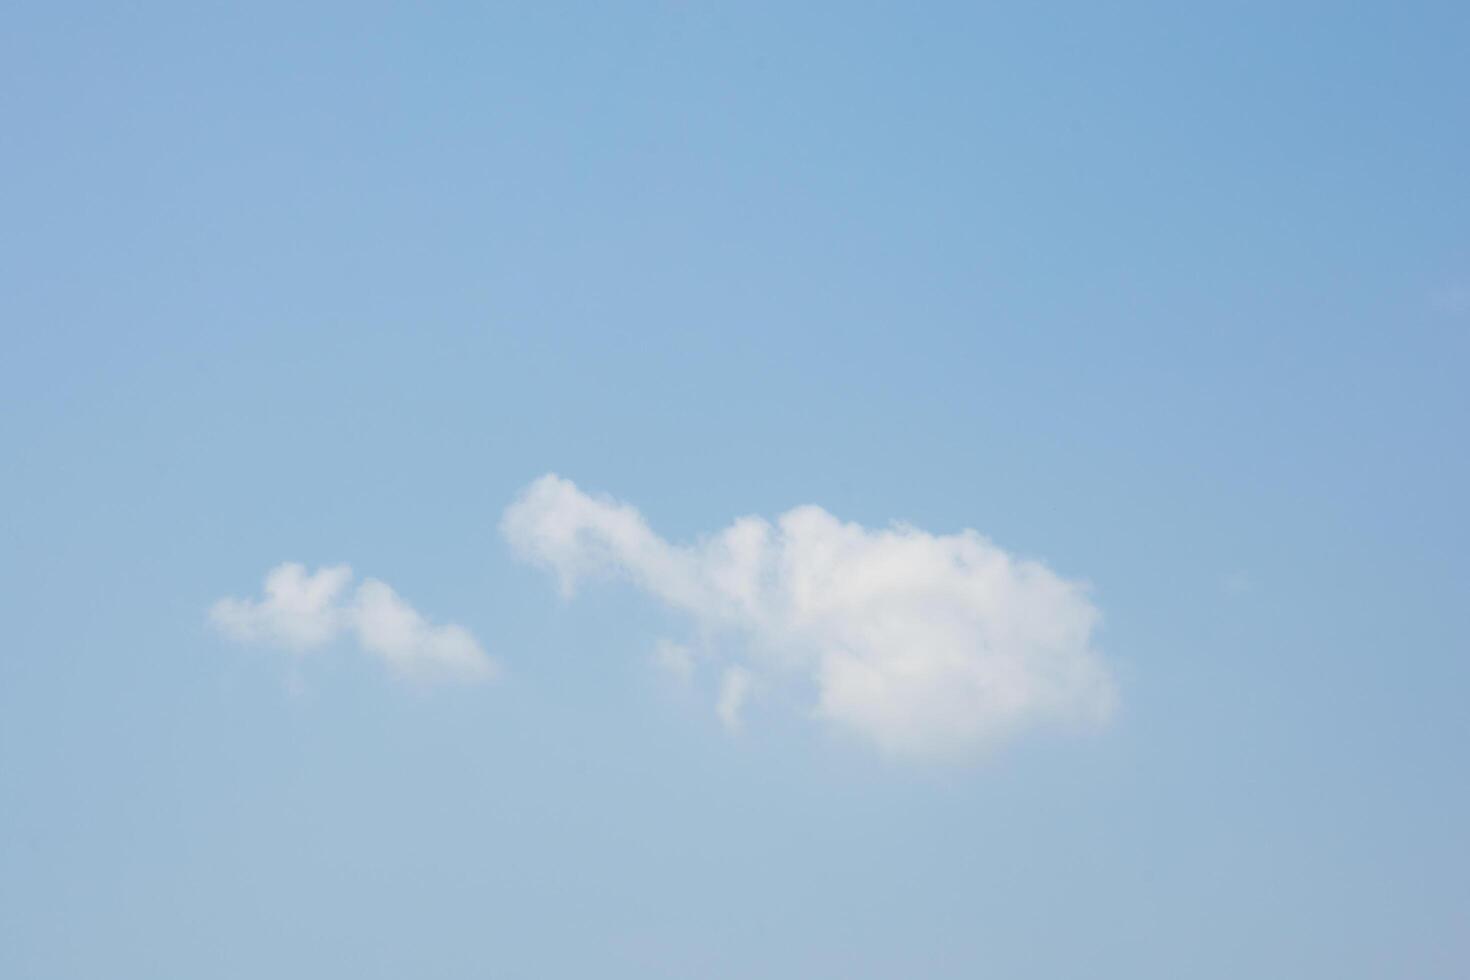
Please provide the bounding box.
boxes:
[3,3,1468,977]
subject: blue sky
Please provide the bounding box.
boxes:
[3,3,1468,976]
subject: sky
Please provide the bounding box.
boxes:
[2,3,1468,977]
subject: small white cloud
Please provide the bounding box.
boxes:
[352,579,496,681]
[210,563,495,682]
[652,638,695,683]
[503,475,1115,761]
[716,665,753,732]
[209,563,352,651]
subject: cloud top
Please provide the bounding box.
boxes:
[502,475,1115,761]
[209,563,495,682]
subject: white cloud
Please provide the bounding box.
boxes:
[502,475,1116,761]
[652,638,695,683]
[716,666,753,732]
[209,563,495,682]
[209,563,353,651]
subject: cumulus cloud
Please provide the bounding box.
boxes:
[503,475,1115,761]
[209,563,495,682]
[209,562,353,651]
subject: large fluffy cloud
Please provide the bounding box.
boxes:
[503,475,1114,760]
[209,563,495,682]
